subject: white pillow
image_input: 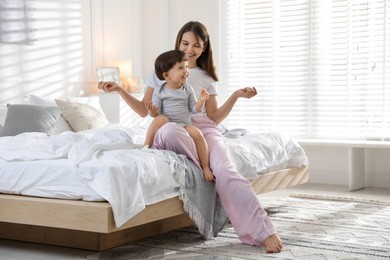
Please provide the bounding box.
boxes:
[29,95,109,133]
[29,95,73,134]
[55,99,110,132]
[60,96,106,115]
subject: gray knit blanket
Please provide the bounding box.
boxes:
[173,153,229,238]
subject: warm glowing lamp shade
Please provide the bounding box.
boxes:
[114,60,133,78]
[113,60,133,92]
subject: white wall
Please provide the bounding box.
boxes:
[92,0,134,68]
[302,146,390,188]
[138,0,221,78]
[0,0,388,189]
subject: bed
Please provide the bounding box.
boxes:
[0,95,309,251]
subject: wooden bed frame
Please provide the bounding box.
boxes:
[0,166,308,251]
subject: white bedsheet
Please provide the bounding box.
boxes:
[0,124,308,227]
[0,159,104,201]
[224,130,309,179]
[0,125,184,227]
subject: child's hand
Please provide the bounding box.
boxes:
[146,102,159,116]
[203,168,214,181]
[199,88,209,101]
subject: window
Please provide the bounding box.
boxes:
[0,0,88,105]
[0,0,36,44]
[221,0,390,141]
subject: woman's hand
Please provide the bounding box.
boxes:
[98,82,122,93]
[206,87,257,125]
[235,87,257,99]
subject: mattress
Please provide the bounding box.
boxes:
[0,157,180,204]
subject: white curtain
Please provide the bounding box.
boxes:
[222,0,390,141]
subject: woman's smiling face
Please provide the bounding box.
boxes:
[179,31,204,69]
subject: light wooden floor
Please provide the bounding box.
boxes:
[0,183,389,260]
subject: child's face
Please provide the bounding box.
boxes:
[165,60,189,87]
[179,32,204,68]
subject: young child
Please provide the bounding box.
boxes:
[144,49,213,181]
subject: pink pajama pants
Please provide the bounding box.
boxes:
[153,115,276,246]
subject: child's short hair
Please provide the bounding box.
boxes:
[155,50,189,80]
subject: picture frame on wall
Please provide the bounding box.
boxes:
[97,67,121,86]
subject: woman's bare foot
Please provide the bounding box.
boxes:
[264,234,282,253]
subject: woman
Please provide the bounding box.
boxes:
[99,21,282,253]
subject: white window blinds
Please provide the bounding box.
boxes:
[222,0,390,141]
[0,0,36,44]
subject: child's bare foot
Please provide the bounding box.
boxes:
[264,234,282,253]
[203,167,214,181]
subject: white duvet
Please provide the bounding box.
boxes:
[223,130,308,179]
[0,125,185,227]
[0,124,308,228]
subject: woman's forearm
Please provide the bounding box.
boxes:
[117,88,148,117]
[207,92,239,125]
[208,87,257,124]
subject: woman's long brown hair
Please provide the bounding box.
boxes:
[174,21,219,81]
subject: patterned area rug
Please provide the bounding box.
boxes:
[85,194,390,259]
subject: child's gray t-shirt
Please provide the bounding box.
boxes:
[152,83,198,126]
